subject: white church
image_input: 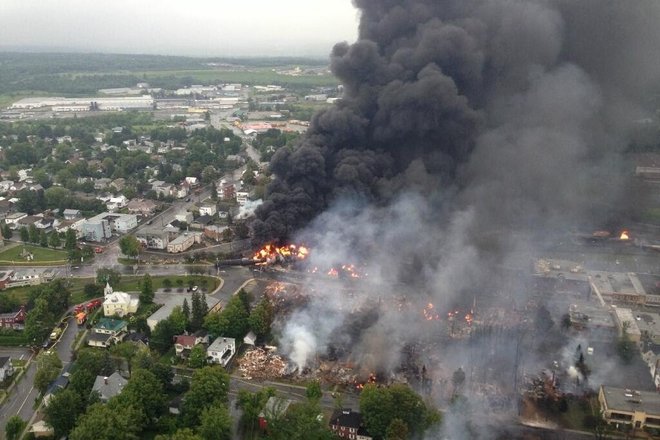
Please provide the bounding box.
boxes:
[102,282,139,317]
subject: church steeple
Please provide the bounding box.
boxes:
[104,281,113,297]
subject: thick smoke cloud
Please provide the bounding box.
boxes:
[252,1,660,438]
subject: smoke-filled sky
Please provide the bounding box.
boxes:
[254,2,660,437]
[0,0,359,57]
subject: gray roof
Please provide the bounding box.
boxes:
[208,336,235,354]
[92,372,127,402]
[0,356,10,368]
[601,386,660,416]
[147,293,220,330]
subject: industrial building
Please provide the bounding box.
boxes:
[81,213,138,241]
[146,293,220,331]
[599,385,660,430]
[167,232,201,253]
[9,96,154,111]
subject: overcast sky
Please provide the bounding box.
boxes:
[0,0,360,58]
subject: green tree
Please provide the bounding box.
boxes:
[386,418,409,440]
[39,229,48,247]
[35,350,63,395]
[1,223,12,239]
[84,282,103,299]
[155,429,203,440]
[29,224,39,243]
[96,268,121,287]
[163,278,173,290]
[182,366,230,427]
[203,294,249,339]
[269,400,333,440]
[360,384,440,440]
[190,291,204,331]
[65,228,77,250]
[19,226,29,242]
[117,369,167,428]
[48,230,62,248]
[306,380,323,403]
[69,402,141,440]
[140,273,154,304]
[110,342,140,376]
[24,297,55,346]
[188,344,207,369]
[198,404,232,440]
[5,415,26,440]
[44,389,86,438]
[182,297,190,323]
[119,235,140,259]
[248,297,273,339]
[237,388,275,437]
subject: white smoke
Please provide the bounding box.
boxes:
[237,199,263,220]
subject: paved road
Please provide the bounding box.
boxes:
[0,313,80,439]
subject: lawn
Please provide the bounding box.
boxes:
[0,274,221,309]
[0,244,68,265]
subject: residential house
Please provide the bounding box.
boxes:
[236,191,249,206]
[17,215,41,229]
[174,184,189,199]
[167,232,201,253]
[127,198,157,216]
[191,215,213,230]
[103,283,139,317]
[106,195,128,211]
[598,385,660,430]
[258,396,293,431]
[330,409,373,440]
[207,337,236,367]
[88,318,128,347]
[136,228,170,250]
[29,420,54,438]
[5,212,27,229]
[185,176,199,186]
[175,211,193,224]
[35,217,55,230]
[0,305,26,329]
[0,357,14,381]
[169,395,184,415]
[62,209,82,220]
[199,203,217,217]
[91,372,128,403]
[0,199,14,220]
[0,180,14,193]
[153,181,174,198]
[174,332,210,358]
[204,225,228,242]
[94,177,112,190]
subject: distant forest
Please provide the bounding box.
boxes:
[0,52,333,95]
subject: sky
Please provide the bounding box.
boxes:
[0,0,360,58]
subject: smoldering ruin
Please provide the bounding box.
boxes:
[242,1,660,438]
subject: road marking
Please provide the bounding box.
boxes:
[17,385,34,415]
[19,354,24,360]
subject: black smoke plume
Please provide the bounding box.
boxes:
[253,1,660,438]
[254,0,660,242]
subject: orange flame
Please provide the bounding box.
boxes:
[423,303,440,321]
[252,244,310,264]
[620,230,629,240]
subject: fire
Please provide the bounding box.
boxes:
[620,230,629,240]
[326,264,365,279]
[253,244,309,265]
[423,303,440,321]
[355,372,378,391]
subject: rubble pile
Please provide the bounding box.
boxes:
[265,282,308,313]
[238,347,288,380]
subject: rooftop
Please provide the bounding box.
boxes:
[330,408,363,429]
[601,385,660,415]
[92,372,127,402]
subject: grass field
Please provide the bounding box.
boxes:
[68,68,339,88]
[0,274,221,306]
[0,244,68,264]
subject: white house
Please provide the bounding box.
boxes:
[236,191,249,206]
[102,283,139,317]
[106,195,128,211]
[199,203,217,217]
[207,337,236,367]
